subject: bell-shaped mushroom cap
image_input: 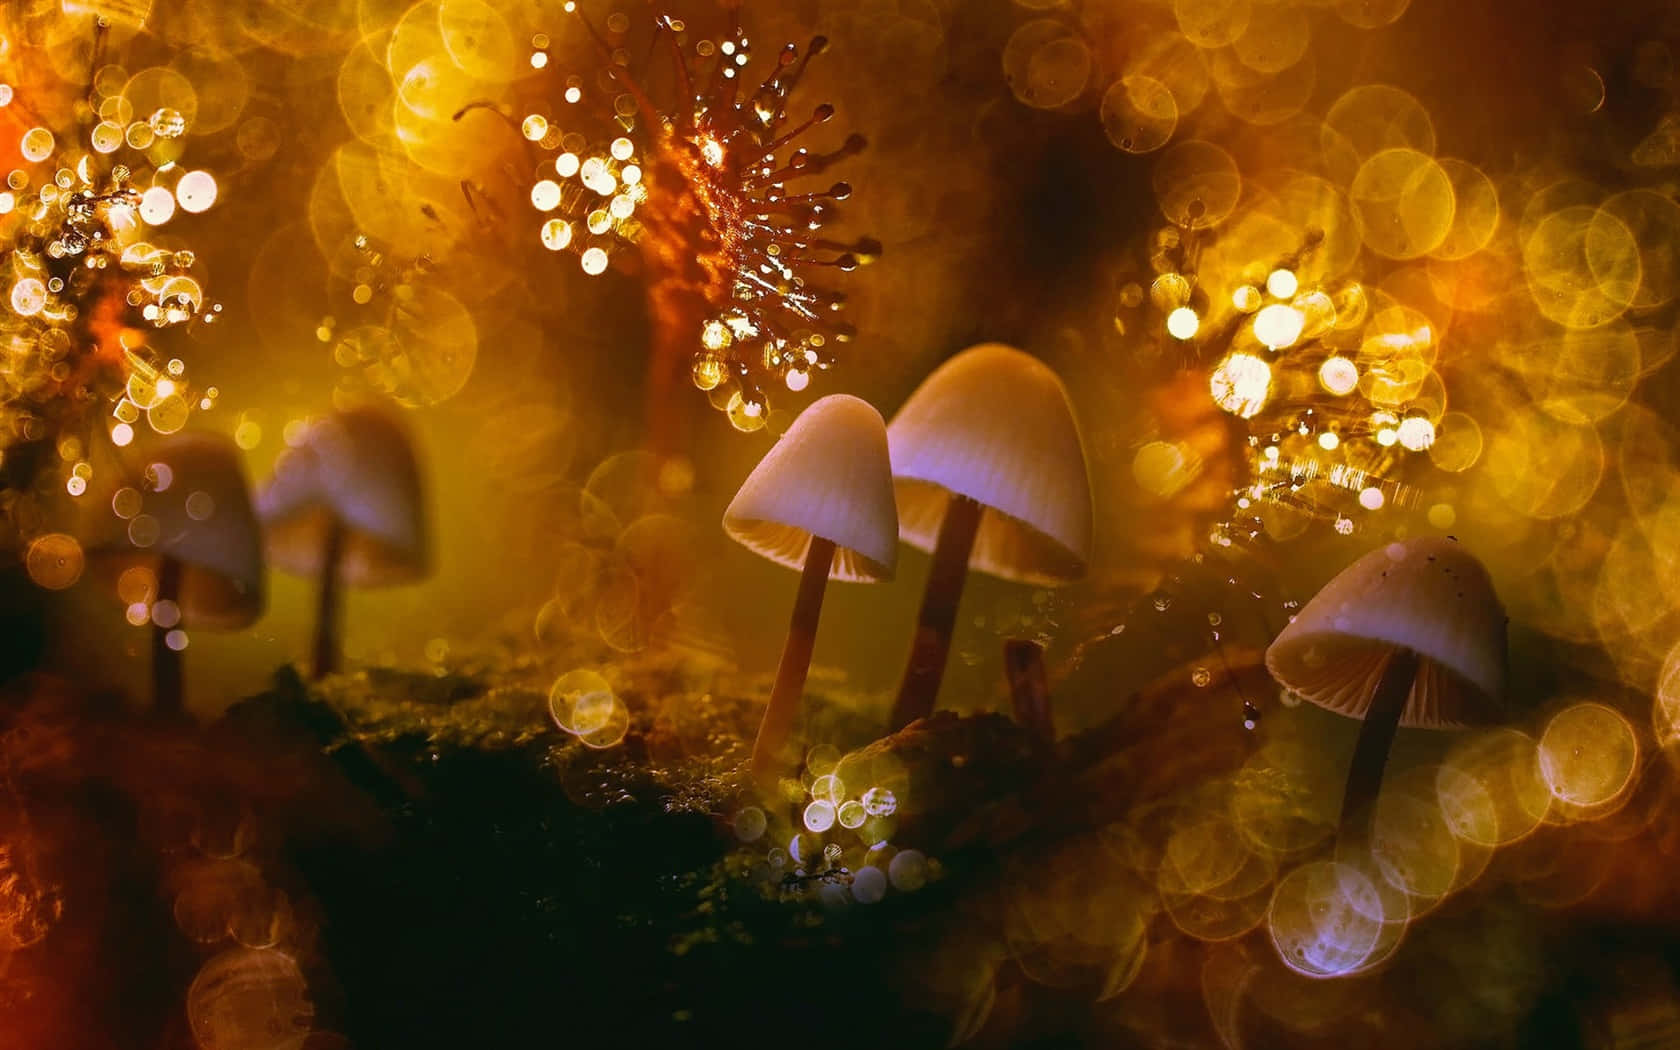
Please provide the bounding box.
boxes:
[888,343,1093,587]
[257,404,428,587]
[96,431,265,630]
[1265,536,1507,728]
[724,394,898,582]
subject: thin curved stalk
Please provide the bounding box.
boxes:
[889,494,983,731]
[752,536,836,784]
[1338,646,1420,841]
[310,517,346,680]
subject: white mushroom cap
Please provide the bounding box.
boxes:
[888,343,1093,587]
[97,431,265,630]
[257,405,428,587]
[1265,536,1507,728]
[724,394,898,582]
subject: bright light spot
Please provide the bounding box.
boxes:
[1210,352,1272,419]
[1266,268,1299,298]
[65,475,86,496]
[861,786,897,817]
[564,86,582,104]
[1166,306,1200,340]
[621,164,641,186]
[1269,861,1386,978]
[20,127,52,162]
[698,135,725,168]
[608,193,633,219]
[1319,356,1359,395]
[540,219,572,251]
[10,278,46,316]
[1232,285,1261,312]
[1318,431,1340,451]
[1397,417,1436,451]
[1253,304,1305,349]
[126,602,151,626]
[810,774,845,805]
[580,247,609,275]
[1377,427,1398,447]
[785,369,810,391]
[586,209,612,235]
[530,51,549,69]
[233,420,261,450]
[165,629,188,651]
[610,136,634,161]
[0,192,12,214]
[530,179,561,211]
[111,422,135,446]
[140,186,176,225]
[701,320,731,351]
[803,800,836,833]
[521,114,548,141]
[175,170,217,213]
[155,378,176,398]
[1359,487,1385,510]
[556,153,580,178]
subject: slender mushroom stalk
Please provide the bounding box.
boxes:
[1339,646,1419,835]
[152,554,184,715]
[885,344,1094,731]
[1003,638,1055,743]
[1265,536,1507,844]
[894,494,983,726]
[310,517,346,679]
[753,537,837,779]
[723,395,899,786]
[257,404,429,680]
[88,431,265,714]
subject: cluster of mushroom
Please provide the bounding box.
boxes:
[723,343,1096,784]
[85,404,430,714]
[727,341,1515,852]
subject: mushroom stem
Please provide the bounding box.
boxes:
[889,494,983,731]
[1003,639,1054,742]
[310,516,346,680]
[1339,646,1420,838]
[752,536,837,783]
[152,554,183,715]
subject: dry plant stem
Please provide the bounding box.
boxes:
[890,494,984,731]
[153,554,183,714]
[752,536,837,783]
[1004,639,1054,742]
[311,517,346,680]
[1339,646,1420,841]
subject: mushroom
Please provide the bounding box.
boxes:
[723,394,898,782]
[885,343,1093,731]
[1265,536,1507,838]
[92,431,264,714]
[256,404,428,679]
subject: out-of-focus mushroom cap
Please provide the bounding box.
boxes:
[1265,536,1507,728]
[888,343,1093,587]
[257,405,428,587]
[94,431,265,630]
[724,394,898,582]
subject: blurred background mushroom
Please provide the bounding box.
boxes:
[86,431,264,715]
[723,394,898,783]
[886,343,1093,731]
[1265,535,1508,837]
[256,404,428,679]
